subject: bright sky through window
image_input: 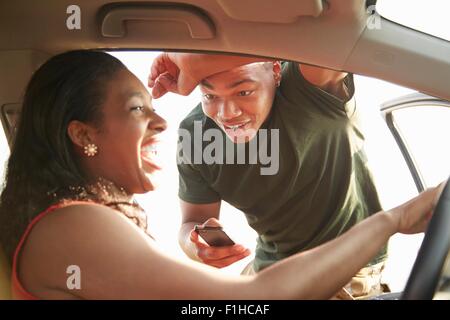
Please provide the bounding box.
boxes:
[377,0,450,42]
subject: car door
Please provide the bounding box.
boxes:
[381,93,450,192]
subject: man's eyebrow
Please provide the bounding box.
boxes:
[127,91,152,102]
[200,79,257,90]
[228,79,257,89]
[200,79,214,89]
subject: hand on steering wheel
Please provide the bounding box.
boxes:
[402,179,450,299]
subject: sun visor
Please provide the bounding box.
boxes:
[217,0,325,23]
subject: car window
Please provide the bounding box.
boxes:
[377,0,450,42]
[378,99,450,292]
[0,119,9,184]
[108,51,434,289]
[390,105,450,188]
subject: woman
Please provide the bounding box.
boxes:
[0,50,443,299]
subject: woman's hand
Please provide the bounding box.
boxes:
[148,53,200,98]
[391,180,447,235]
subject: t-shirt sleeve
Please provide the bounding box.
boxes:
[177,162,221,204]
[280,61,356,117]
[288,62,354,96]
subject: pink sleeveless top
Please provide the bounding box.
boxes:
[11,200,96,300]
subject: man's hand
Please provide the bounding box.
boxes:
[148,53,200,98]
[189,218,251,268]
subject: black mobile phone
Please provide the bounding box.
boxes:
[194,225,235,247]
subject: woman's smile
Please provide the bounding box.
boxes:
[140,136,163,171]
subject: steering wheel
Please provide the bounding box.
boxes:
[402,179,450,300]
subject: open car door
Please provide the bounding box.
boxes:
[380,93,450,192]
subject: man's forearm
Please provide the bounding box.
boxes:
[173,53,270,81]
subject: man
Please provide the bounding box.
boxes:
[149,53,387,299]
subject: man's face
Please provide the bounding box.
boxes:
[200,62,279,143]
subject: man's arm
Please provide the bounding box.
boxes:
[179,200,251,268]
[298,64,350,100]
[149,53,270,98]
[148,52,351,101]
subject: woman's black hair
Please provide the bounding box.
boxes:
[0,50,147,262]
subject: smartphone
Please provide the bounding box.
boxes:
[194,225,235,247]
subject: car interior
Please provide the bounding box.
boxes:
[0,0,449,300]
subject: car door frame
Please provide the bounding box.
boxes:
[380,93,450,192]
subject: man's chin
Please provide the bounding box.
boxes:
[226,129,258,144]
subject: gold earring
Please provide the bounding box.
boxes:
[84,144,98,157]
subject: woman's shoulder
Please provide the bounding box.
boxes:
[17,200,149,298]
[27,200,140,245]
[26,201,119,233]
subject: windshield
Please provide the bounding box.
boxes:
[377,0,450,42]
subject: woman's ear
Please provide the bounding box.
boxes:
[67,120,96,148]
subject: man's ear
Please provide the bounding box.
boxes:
[273,61,282,85]
[273,61,281,74]
[67,120,96,148]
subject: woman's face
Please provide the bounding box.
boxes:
[83,69,167,194]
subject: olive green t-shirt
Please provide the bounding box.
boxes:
[177,62,387,272]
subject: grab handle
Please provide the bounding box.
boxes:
[101,5,215,39]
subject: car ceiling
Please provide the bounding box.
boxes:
[0,0,449,101]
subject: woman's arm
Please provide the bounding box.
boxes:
[21,185,442,299]
[255,184,441,299]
